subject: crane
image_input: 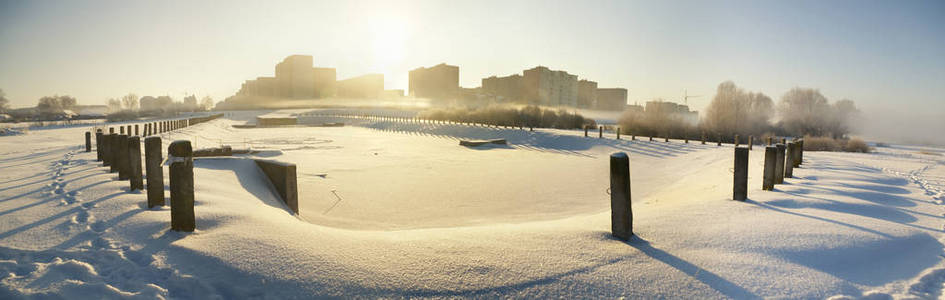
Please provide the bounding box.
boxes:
[683,89,702,106]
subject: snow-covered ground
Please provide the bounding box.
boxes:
[1,109,944,299]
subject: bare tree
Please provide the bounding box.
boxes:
[778,87,831,136]
[0,88,9,113]
[183,95,198,111]
[37,95,77,114]
[121,93,139,111]
[107,98,122,113]
[200,96,214,111]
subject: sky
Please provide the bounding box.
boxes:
[1,0,943,120]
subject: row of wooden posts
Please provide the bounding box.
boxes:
[84,115,222,232]
[607,137,804,241]
[310,112,541,131]
[583,125,773,150]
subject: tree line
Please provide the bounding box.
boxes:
[619,81,859,142]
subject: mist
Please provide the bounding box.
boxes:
[856,110,945,147]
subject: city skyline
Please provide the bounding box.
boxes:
[1,0,943,119]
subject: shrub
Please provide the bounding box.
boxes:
[842,138,871,153]
[802,136,841,151]
[418,105,593,129]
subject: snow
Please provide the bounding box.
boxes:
[2,109,945,299]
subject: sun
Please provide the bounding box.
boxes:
[370,17,409,70]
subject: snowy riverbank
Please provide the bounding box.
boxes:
[1,110,944,298]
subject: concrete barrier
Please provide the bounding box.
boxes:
[763,146,777,190]
[168,140,195,232]
[193,146,234,157]
[145,137,164,208]
[128,136,144,190]
[734,147,749,201]
[610,152,632,240]
[254,159,299,214]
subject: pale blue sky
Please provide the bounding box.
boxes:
[1,0,943,118]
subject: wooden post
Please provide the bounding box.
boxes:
[85,132,92,152]
[134,124,139,136]
[766,136,772,146]
[610,152,632,240]
[120,126,125,135]
[784,142,795,178]
[102,134,112,166]
[95,130,103,161]
[734,134,739,147]
[616,128,621,140]
[169,140,195,232]
[701,132,706,145]
[145,137,164,208]
[599,126,603,138]
[763,146,777,190]
[109,127,114,134]
[717,134,722,146]
[775,144,786,184]
[649,136,653,141]
[797,140,804,166]
[734,147,749,201]
[664,136,669,142]
[116,135,130,180]
[109,134,120,173]
[584,125,588,137]
[128,136,144,191]
[748,135,754,150]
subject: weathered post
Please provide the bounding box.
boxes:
[85,132,92,152]
[168,140,195,232]
[95,130,104,161]
[109,127,114,134]
[748,135,754,150]
[631,134,636,141]
[134,124,139,136]
[784,142,795,178]
[610,152,632,240]
[717,134,722,146]
[616,128,621,140]
[145,137,164,208]
[120,126,125,135]
[649,136,653,141]
[775,144,786,184]
[701,132,706,145]
[664,136,669,142]
[766,136,772,146]
[796,140,804,166]
[734,134,740,147]
[128,136,144,190]
[127,125,131,135]
[734,147,749,200]
[116,134,130,180]
[763,146,777,190]
[584,125,588,137]
[599,126,603,138]
[109,134,120,172]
